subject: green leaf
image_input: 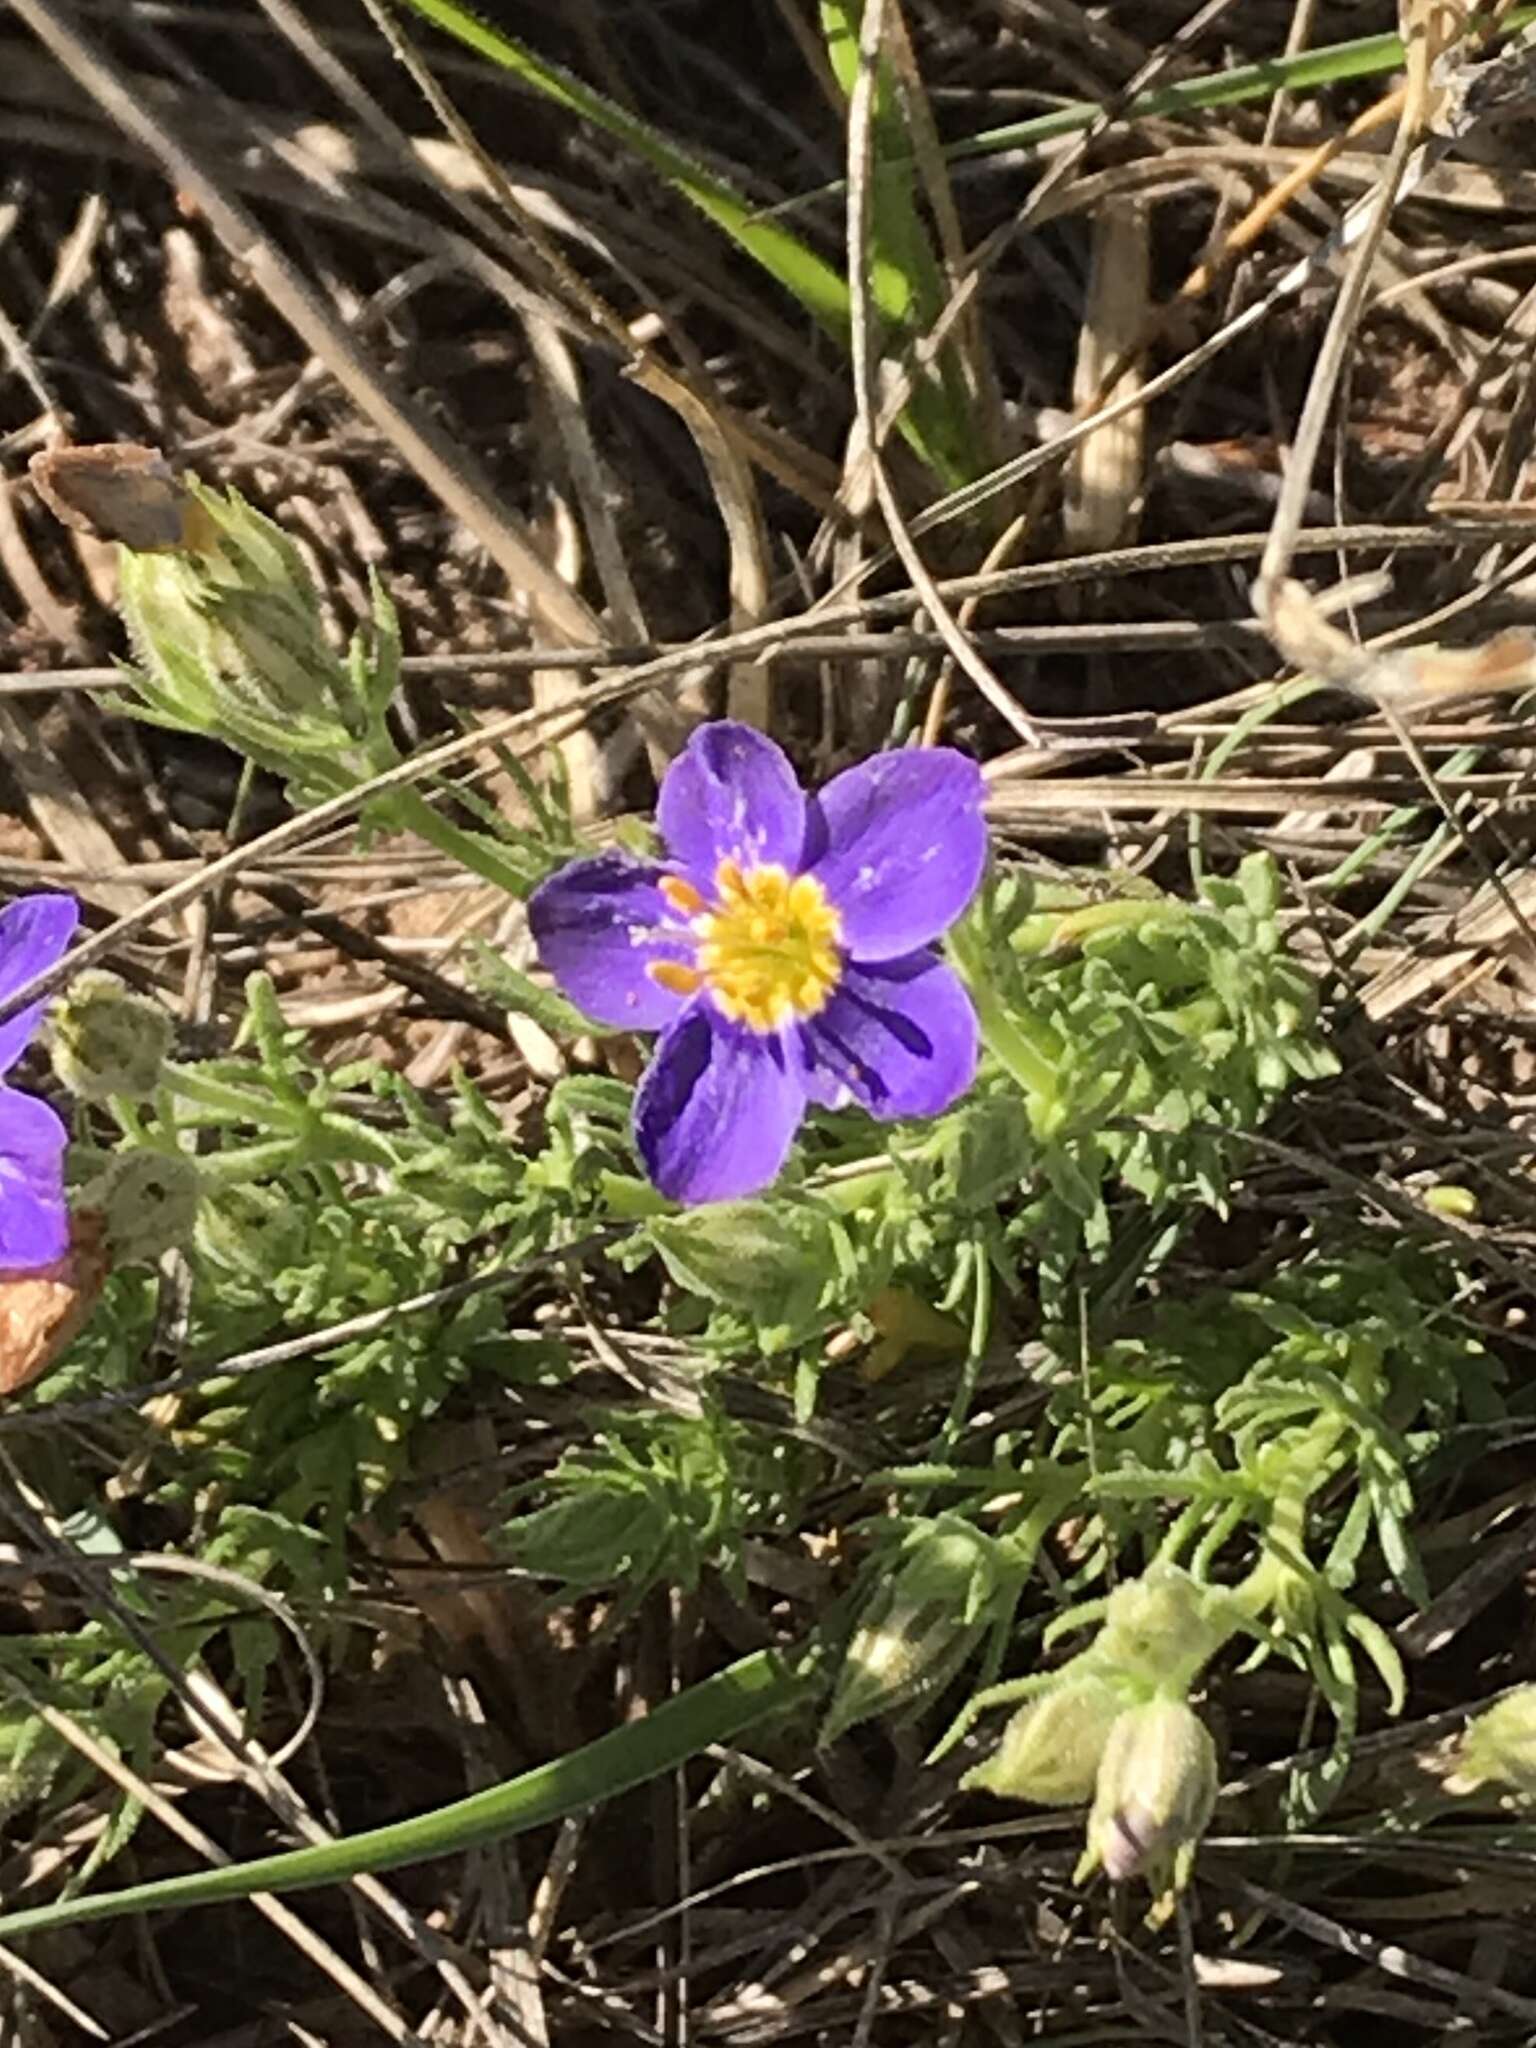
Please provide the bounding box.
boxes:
[0,1649,809,1939]
[649,1199,842,1347]
[1040,1142,1103,1224]
[503,1487,667,1591]
[467,942,600,1037]
[1344,1607,1406,1717]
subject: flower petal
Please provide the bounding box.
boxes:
[0,895,78,1074]
[529,853,694,1032]
[804,749,985,958]
[797,953,977,1119]
[635,1002,805,1203]
[657,723,806,885]
[0,1089,69,1270]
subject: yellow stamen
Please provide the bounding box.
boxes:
[692,859,843,1033]
[659,875,705,916]
[648,960,703,997]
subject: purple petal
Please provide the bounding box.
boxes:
[657,723,806,886]
[635,1002,806,1203]
[796,953,978,1119]
[0,895,79,1075]
[529,853,694,1032]
[804,750,985,959]
[0,1089,69,1269]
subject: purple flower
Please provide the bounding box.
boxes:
[0,895,79,1269]
[530,725,984,1203]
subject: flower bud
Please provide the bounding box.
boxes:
[822,1515,1017,1742]
[116,482,398,802]
[1094,1564,1236,1695]
[50,972,172,1101]
[1077,1697,1218,1909]
[82,1151,201,1265]
[962,1676,1127,1806]
[1445,1687,1536,1801]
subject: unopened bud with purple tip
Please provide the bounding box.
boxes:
[1077,1697,1218,1918]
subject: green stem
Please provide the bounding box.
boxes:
[160,1069,403,1175]
[192,1133,392,1184]
[381,786,541,898]
[0,1648,810,1941]
[1189,674,1325,888]
[947,924,1063,1106]
[162,1065,306,1128]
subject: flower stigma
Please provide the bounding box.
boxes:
[648,859,843,1031]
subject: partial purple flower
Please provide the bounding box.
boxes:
[530,725,984,1203]
[0,895,79,1269]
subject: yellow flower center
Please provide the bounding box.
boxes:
[647,858,843,1032]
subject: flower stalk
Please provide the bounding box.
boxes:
[944,912,1063,1112]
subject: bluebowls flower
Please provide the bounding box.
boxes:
[0,894,79,1269]
[530,724,985,1203]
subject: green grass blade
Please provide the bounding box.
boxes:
[943,8,1536,163]
[396,0,989,483]
[772,7,1536,205]
[821,0,953,340]
[0,1648,807,1940]
[819,0,987,486]
[397,0,851,339]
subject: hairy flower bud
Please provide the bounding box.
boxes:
[1445,1687,1536,1802]
[50,972,172,1101]
[822,1515,1019,1742]
[82,1151,202,1266]
[962,1676,1127,1806]
[1077,1697,1218,1914]
[116,482,399,802]
[1094,1564,1237,1695]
